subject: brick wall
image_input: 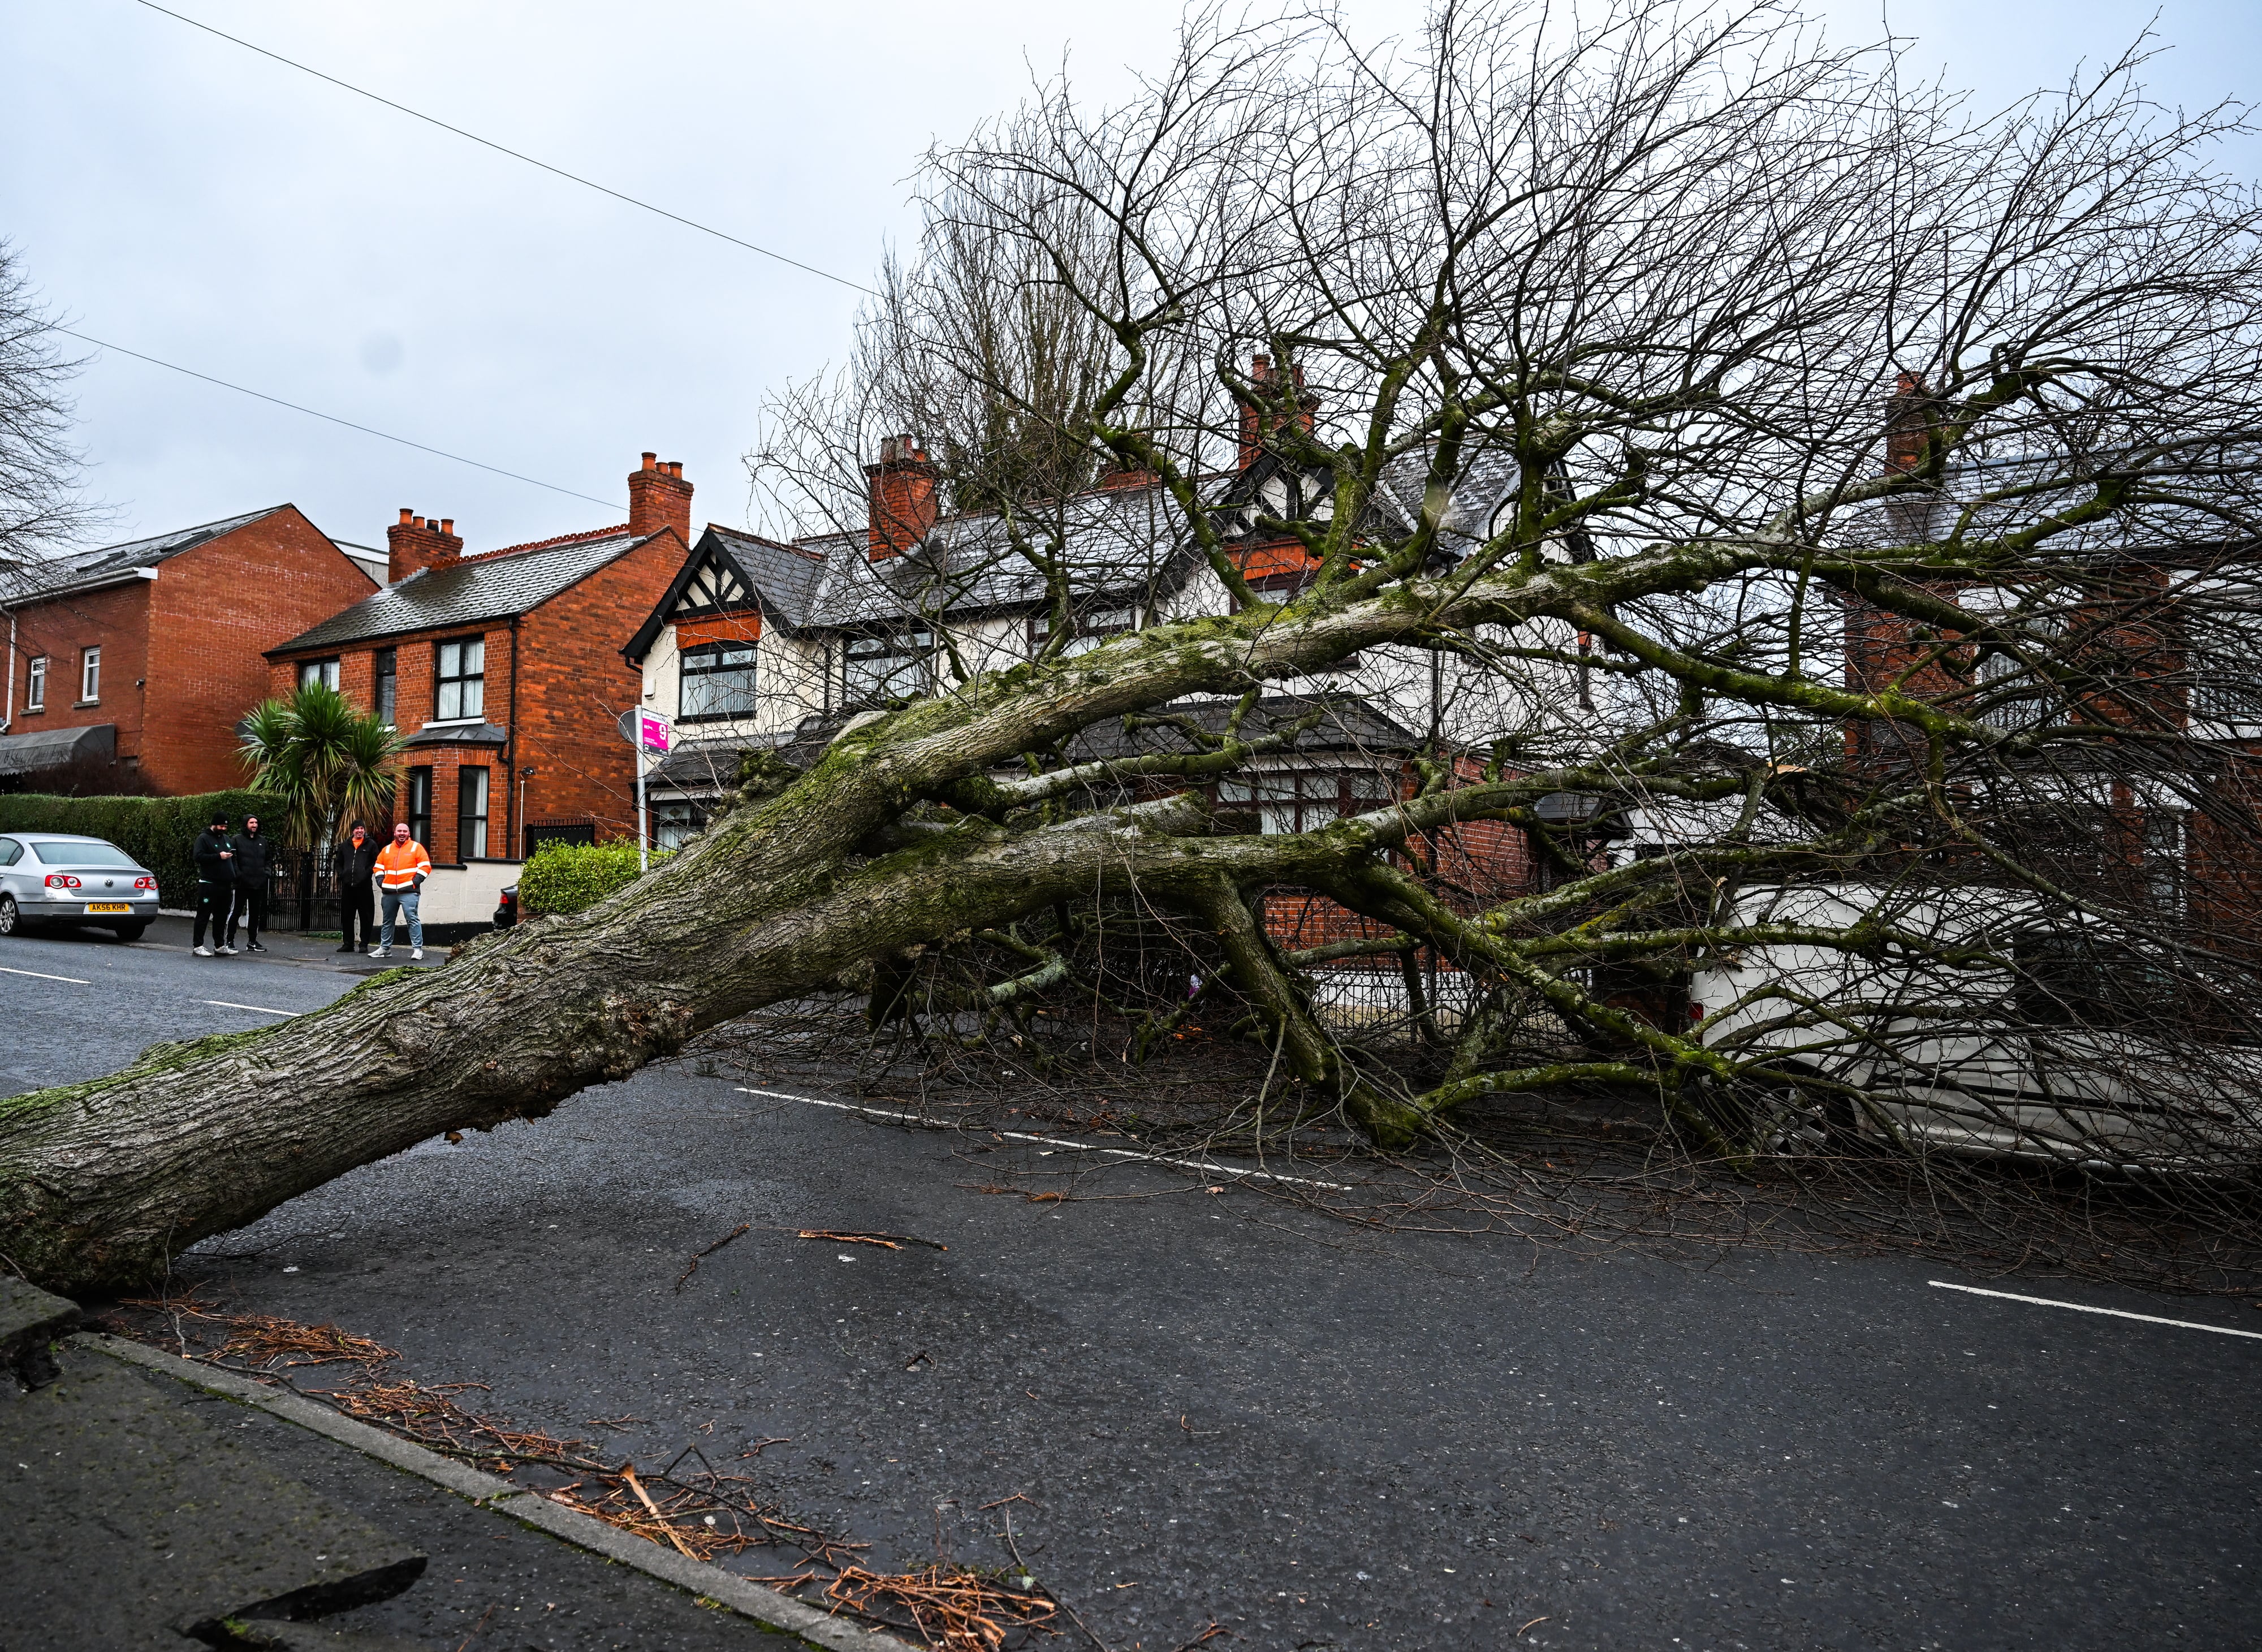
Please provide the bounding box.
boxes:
[514,531,686,849]
[148,507,377,795]
[8,507,374,795]
[6,579,152,778]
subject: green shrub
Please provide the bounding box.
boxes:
[0,788,273,908]
[515,840,669,916]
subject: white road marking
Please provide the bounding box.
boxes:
[1929,1279,2262,1341]
[202,999,301,1017]
[0,965,90,985]
[735,1086,1355,1191]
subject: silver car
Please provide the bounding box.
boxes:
[0,833,161,942]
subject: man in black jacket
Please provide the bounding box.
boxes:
[226,815,274,954]
[191,812,236,957]
[333,821,379,954]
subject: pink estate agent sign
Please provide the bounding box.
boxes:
[636,710,673,754]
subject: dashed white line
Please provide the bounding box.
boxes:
[1929,1280,2262,1341]
[202,999,302,1017]
[0,965,90,985]
[734,1086,1354,1191]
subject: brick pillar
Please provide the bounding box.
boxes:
[865,435,937,562]
[628,452,694,541]
[387,509,463,582]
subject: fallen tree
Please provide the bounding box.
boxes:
[10,0,2262,1293]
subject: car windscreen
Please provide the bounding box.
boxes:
[29,840,136,866]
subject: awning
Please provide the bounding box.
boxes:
[0,722,116,777]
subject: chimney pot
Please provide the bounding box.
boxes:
[642,452,658,471]
[398,507,413,525]
[440,518,452,534]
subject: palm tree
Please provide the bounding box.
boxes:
[239,683,406,929]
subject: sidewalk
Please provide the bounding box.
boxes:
[140,913,448,975]
[1,1276,906,1650]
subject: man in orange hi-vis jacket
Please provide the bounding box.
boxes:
[373,820,434,961]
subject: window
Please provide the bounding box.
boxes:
[679,641,758,721]
[79,646,100,702]
[1031,605,1140,659]
[373,648,398,726]
[435,637,485,721]
[841,630,932,707]
[457,766,490,860]
[32,840,133,866]
[653,799,708,851]
[404,767,433,849]
[1215,770,1393,834]
[0,839,20,866]
[297,657,340,692]
[24,657,44,711]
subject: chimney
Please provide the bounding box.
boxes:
[1885,371,1932,474]
[628,451,694,541]
[1237,354,1274,471]
[387,507,464,581]
[865,434,938,562]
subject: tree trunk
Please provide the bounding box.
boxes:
[0,562,1637,1293]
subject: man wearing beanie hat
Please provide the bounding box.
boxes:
[191,810,238,957]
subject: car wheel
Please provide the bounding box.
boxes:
[1739,1075,1858,1155]
[0,895,17,936]
[113,922,148,943]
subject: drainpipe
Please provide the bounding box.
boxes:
[507,614,521,859]
[3,606,14,734]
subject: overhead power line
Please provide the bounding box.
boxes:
[48,324,619,510]
[128,0,878,296]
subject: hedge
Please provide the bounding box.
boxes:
[0,788,274,908]
[515,839,671,916]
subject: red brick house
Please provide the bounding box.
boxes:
[0,506,377,794]
[264,454,692,866]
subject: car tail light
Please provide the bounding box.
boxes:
[1687,1000,1706,1023]
[135,875,158,890]
[44,874,81,889]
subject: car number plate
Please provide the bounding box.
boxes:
[85,902,132,915]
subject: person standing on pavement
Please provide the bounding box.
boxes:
[333,821,379,954]
[373,821,433,961]
[190,811,237,957]
[226,815,274,953]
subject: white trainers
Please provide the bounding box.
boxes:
[372,946,391,959]
[215,945,236,956]
[411,947,424,961]
[193,944,214,957]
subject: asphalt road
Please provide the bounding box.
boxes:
[9,918,2260,1650]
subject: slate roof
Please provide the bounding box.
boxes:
[712,692,1416,778]
[271,528,655,654]
[5,507,288,601]
[632,447,1545,654]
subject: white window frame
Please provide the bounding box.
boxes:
[298,657,340,692]
[25,655,46,710]
[79,646,100,703]
[434,637,486,722]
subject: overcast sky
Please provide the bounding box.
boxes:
[3,0,2257,558]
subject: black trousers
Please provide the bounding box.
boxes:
[227,885,268,947]
[193,879,234,948]
[340,886,375,950]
